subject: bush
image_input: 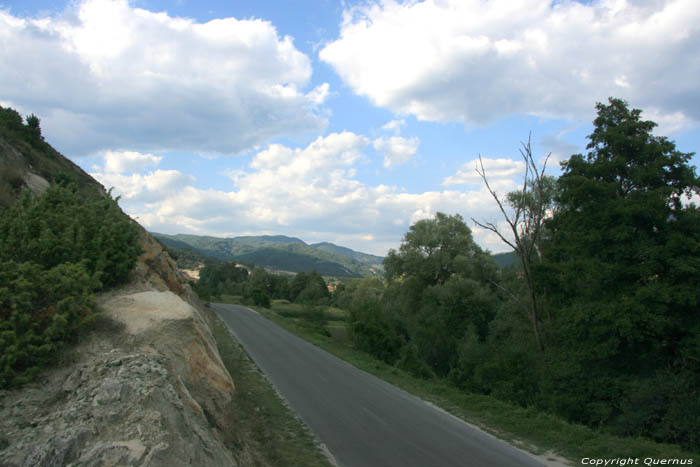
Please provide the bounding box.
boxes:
[0,183,141,388]
[0,184,141,287]
[396,344,434,380]
[248,288,271,308]
[299,305,330,337]
[0,261,97,387]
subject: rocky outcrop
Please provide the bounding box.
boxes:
[0,346,234,466]
[0,229,238,466]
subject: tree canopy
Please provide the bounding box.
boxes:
[336,98,700,451]
[538,98,700,436]
[384,212,487,287]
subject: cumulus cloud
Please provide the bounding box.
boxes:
[91,134,519,254]
[373,135,419,168]
[0,0,328,156]
[381,119,406,133]
[103,150,161,173]
[442,157,525,189]
[90,150,194,203]
[320,0,700,129]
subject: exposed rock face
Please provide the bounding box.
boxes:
[0,346,234,466]
[0,135,50,203]
[0,229,238,466]
[132,230,189,298]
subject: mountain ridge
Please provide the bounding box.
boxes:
[152,232,384,277]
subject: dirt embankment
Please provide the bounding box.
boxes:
[0,229,238,466]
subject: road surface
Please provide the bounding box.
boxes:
[213,303,546,467]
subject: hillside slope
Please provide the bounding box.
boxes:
[0,107,239,466]
[0,107,101,206]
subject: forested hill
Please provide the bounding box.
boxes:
[309,241,386,266]
[491,251,518,269]
[152,232,385,277]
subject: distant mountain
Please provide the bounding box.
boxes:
[152,233,384,278]
[491,251,519,269]
[235,235,306,245]
[309,242,384,266]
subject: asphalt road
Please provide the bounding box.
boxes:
[213,303,545,467]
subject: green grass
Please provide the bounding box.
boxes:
[217,297,700,465]
[202,302,333,467]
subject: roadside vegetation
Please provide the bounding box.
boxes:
[194,261,332,311]
[214,296,698,463]
[202,302,333,467]
[202,99,700,461]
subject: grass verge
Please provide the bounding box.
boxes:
[217,297,699,466]
[202,302,333,467]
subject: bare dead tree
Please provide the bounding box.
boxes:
[472,135,551,351]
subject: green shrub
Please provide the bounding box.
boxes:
[0,261,97,387]
[0,183,141,388]
[249,288,271,308]
[0,184,141,287]
[299,305,330,336]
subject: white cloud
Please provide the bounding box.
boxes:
[373,135,419,168]
[91,150,194,203]
[644,108,697,136]
[92,133,521,255]
[92,169,195,203]
[442,157,525,188]
[320,0,700,128]
[0,0,328,156]
[103,150,161,173]
[381,119,405,133]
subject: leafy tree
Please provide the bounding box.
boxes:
[380,213,498,376]
[290,270,330,305]
[248,288,271,308]
[347,282,402,364]
[385,212,488,287]
[244,267,273,307]
[194,262,249,299]
[268,273,290,300]
[539,98,700,435]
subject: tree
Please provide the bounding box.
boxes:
[472,137,553,350]
[288,269,329,305]
[244,267,272,307]
[194,262,248,299]
[539,98,700,432]
[385,212,486,287]
[25,114,40,134]
[382,213,498,376]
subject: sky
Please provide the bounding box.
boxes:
[1,0,699,255]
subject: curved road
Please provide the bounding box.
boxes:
[213,303,545,467]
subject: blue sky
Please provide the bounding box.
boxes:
[1,0,698,255]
